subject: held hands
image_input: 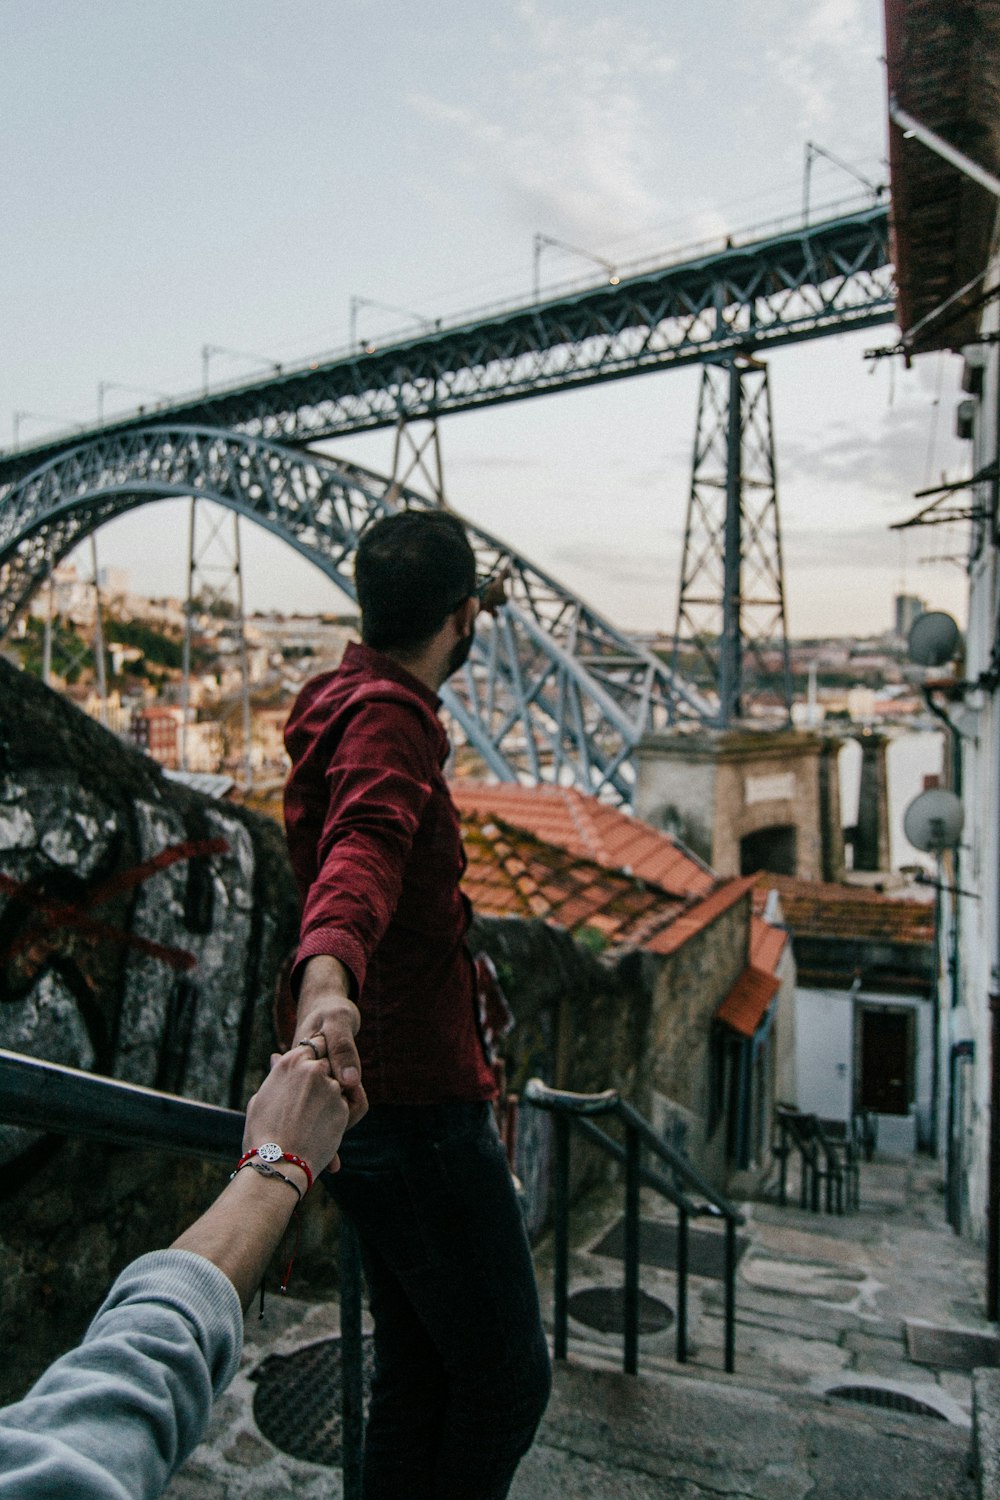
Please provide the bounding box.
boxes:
[294,954,369,1130]
[244,1043,351,1178]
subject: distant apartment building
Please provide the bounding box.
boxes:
[131,707,223,774]
[894,593,925,639]
[132,705,182,768]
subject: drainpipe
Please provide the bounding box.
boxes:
[988,989,1000,1320]
[921,685,966,1168]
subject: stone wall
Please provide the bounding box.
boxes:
[647,901,750,1187]
[0,660,302,1400]
[469,914,658,1236]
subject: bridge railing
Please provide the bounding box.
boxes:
[523,1078,745,1376]
[0,1048,367,1500]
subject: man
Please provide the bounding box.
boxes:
[0,1043,350,1499]
[279,509,551,1500]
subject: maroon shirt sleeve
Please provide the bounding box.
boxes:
[291,697,436,998]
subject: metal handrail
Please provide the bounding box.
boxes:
[0,1048,365,1500]
[523,1078,744,1375]
[773,1105,861,1215]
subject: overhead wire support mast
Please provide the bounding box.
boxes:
[802,142,886,227]
[532,233,620,300]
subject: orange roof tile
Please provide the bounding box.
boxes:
[643,875,757,956]
[752,873,934,946]
[461,814,685,946]
[750,914,788,976]
[451,781,714,897]
[716,966,780,1038]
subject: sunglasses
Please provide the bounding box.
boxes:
[450,567,510,618]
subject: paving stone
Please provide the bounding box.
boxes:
[850,1351,933,1381]
[750,1222,873,1271]
[802,1416,974,1500]
[730,1305,847,1342]
[937,1369,974,1410]
[703,1283,870,1334]
[842,1328,906,1357]
[741,1257,864,1301]
[512,1443,710,1499]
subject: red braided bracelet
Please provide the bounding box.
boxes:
[234,1143,313,1194]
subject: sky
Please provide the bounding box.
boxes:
[0,0,972,638]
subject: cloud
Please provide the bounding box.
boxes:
[549,540,678,587]
[448,453,539,473]
[408,2,677,246]
[761,0,879,144]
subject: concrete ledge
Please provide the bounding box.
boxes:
[973,1368,1000,1500]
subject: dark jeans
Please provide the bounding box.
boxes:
[325,1101,551,1500]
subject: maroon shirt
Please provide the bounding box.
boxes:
[280,641,495,1106]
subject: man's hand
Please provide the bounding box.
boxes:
[295,955,369,1129]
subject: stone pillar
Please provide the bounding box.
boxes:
[818,736,846,883]
[853,731,891,872]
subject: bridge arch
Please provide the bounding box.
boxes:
[0,425,711,801]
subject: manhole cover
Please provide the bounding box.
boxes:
[827,1384,947,1421]
[251,1335,374,1467]
[906,1320,1000,1371]
[567,1285,673,1335]
[592,1217,748,1280]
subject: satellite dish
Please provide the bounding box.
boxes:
[903,788,964,852]
[908,610,961,667]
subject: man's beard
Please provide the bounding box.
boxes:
[446,629,474,678]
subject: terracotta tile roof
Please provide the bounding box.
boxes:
[451,781,714,897]
[750,914,788,977]
[461,814,686,946]
[752,873,934,946]
[643,875,757,956]
[716,966,780,1039]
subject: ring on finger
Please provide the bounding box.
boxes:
[298,1036,323,1060]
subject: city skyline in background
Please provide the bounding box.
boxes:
[2,1,972,637]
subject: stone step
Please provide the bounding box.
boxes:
[511,1355,977,1500]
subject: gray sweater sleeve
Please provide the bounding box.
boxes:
[0,1248,243,1500]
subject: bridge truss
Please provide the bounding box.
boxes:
[0,205,894,484]
[0,427,712,801]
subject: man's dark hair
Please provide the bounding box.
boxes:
[355,510,477,654]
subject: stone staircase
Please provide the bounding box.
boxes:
[165,1154,997,1499]
[513,1359,975,1499]
[513,1154,993,1499]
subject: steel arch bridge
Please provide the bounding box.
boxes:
[0,426,713,801]
[0,203,897,800]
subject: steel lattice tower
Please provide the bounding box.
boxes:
[180,502,253,788]
[671,357,792,727]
